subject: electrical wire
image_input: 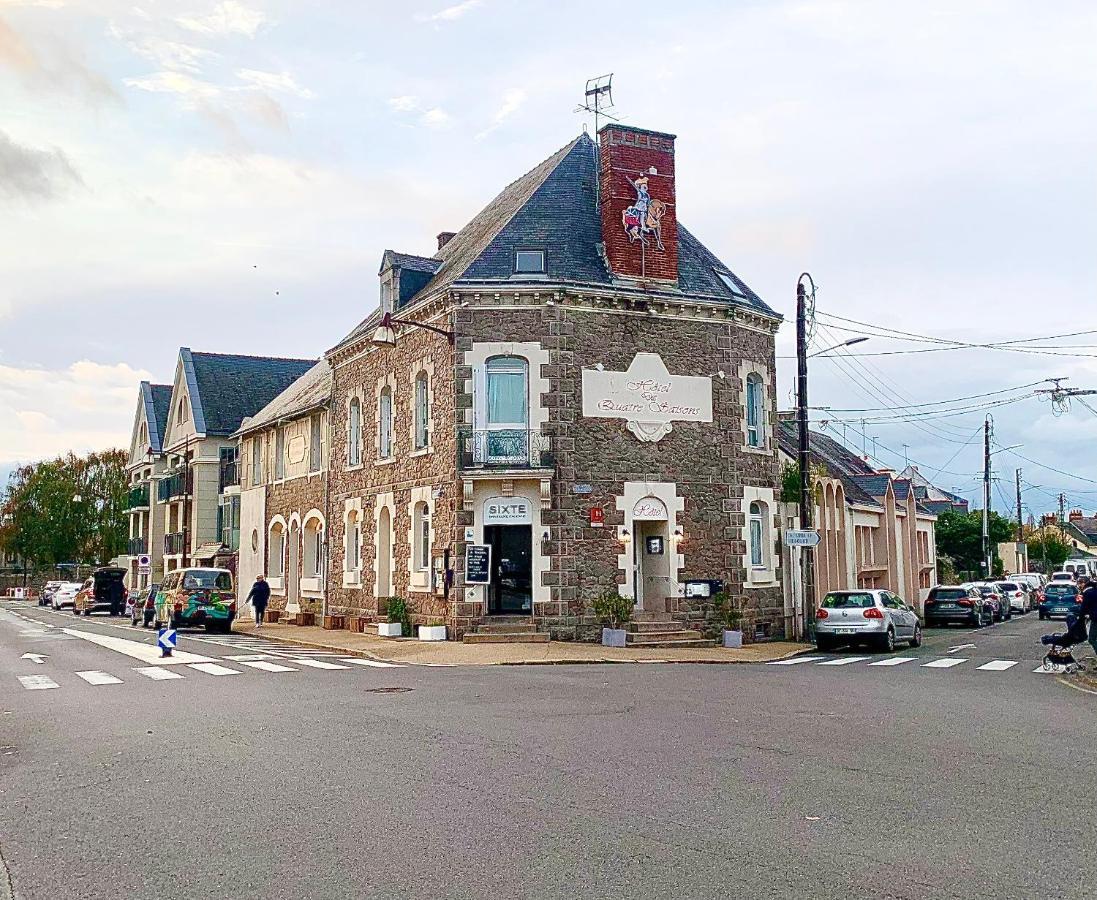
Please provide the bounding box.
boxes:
[993,444,1097,487]
[811,381,1048,413]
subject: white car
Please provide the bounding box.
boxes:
[995,580,1031,613]
[1049,572,1076,584]
[50,583,82,610]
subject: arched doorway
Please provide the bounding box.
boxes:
[287,521,301,614]
[632,496,670,613]
[377,506,392,599]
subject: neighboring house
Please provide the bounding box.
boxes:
[777,421,938,613]
[1064,511,1097,550]
[235,360,332,622]
[158,348,315,579]
[120,381,172,589]
[899,465,970,515]
[324,124,784,640]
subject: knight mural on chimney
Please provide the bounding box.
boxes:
[622,171,668,250]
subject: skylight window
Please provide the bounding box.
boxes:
[514,250,546,275]
[714,269,746,297]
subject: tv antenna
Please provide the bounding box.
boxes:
[575,73,618,134]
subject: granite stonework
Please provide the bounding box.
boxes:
[264,473,327,618]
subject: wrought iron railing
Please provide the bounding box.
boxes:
[127,536,148,556]
[164,532,185,555]
[219,458,239,492]
[457,428,553,469]
[157,469,191,503]
[126,484,149,509]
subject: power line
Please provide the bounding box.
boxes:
[812,380,1048,413]
[992,443,1097,487]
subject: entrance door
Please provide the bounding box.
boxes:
[633,520,670,613]
[485,524,532,614]
[287,523,300,613]
[377,506,393,599]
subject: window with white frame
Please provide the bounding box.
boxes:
[414,372,429,450]
[348,397,362,467]
[481,355,529,463]
[303,517,323,578]
[746,373,764,448]
[268,522,285,577]
[139,422,148,448]
[379,387,393,459]
[413,501,430,572]
[749,501,765,568]
[514,249,545,274]
[251,437,262,486]
[274,426,285,480]
[344,510,360,572]
[309,414,322,472]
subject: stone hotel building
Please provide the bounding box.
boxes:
[319,124,785,640]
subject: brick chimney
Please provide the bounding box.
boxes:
[598,125,678,284]
[1069,508,1084,522]
[437,231,456,251]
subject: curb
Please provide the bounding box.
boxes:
[232,625,813,668]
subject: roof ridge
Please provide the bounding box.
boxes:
[188,350,318,364]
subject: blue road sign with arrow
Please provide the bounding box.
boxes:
[157,628,177,656]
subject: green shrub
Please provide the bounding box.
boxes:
[712,591,743,632]
[591,590,634,629]
[386,596,412,637]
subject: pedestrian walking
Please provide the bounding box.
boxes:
[246,574,271,630]
[1079,577,1097,660]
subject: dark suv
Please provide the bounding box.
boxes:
[924,584,992,628]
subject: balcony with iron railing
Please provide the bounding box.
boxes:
[157,469,191,503]
[127,535,148,556]
[457,428,553,470]
[219,458,239,492]
[164,531,185,556]
[126,483,150,510]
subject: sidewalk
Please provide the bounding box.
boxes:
[232,621,812,666]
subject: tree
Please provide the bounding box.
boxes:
[934,509,1015,577]
[1025,531,1072,573]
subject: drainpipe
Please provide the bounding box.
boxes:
[322,374,334,625]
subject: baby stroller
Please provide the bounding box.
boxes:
[1040,613,1089,673]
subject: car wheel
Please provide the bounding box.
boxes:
[816,635,832,652]
[911,624,923,648]
[881,628,896,653]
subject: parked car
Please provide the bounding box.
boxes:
[1039,582,1082,620]
[995,580,1031,614]
[815,589,922,653]
[73,567,128,616]
[1049,571,1077,584]
[39,581,64,606]
[973,583,1011,621]
[1017,572,1047,589]
[154,568,236,633]
[50,582,82,610]
[128,583,159,628]
[924,583,993,628]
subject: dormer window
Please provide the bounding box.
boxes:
[514,249,545,275]
[714,269,746,298]
[380,276,394,314]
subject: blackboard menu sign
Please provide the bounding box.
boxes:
[465,544,491,584]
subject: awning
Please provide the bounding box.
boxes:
[191,543,222,561]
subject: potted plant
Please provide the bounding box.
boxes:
[592,590,633,648]
[378,596,409,637]
[418,617,447,642]
[712,591,744,648]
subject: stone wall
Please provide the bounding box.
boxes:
[264,472,327,617]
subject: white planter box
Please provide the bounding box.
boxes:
[602,627,627,648]
[419,625,447,642]
[722,629,743,649]
[377,622,402,637]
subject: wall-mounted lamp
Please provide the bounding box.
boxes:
[673,527,684,542]
[542,530,550,542]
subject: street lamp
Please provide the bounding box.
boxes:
[370,312,455,347]
[808,336,869,358]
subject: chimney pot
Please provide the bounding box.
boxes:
[437,231,456,251]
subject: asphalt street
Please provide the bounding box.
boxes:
[1,600,1094,900]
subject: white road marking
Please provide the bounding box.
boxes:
[225,654,273,661]
[339,658,406,668]
[75,670,123,685]
[948,643,976,654]
[816,656,871,667]
[1034,665,1058,674]
[922,658,967,668]
[187,663,241,676]
[134,667,184,680]
[290,658,350,670]
[63,628,214,665]
[767,656,826,666]
[18,675,59,690]
[236,660,297,673]
[20,652,47,663]
[867,656,916,667]
[977,660,1018,671]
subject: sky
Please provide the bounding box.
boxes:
[1,0,1095,518]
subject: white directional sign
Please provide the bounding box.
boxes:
[20,652,47,664]
[157,628,177,651]
[784,529,821,547]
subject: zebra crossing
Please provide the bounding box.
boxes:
[767,653,1067,675]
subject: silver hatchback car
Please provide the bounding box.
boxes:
[815,589,923,653]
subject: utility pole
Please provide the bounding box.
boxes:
[796,274,816,642]
[1015,468,1023,541]
[1059,492,1067,525]
[982,415,992,579]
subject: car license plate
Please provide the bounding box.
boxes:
[835,627,855,635]
[938,603,955,609]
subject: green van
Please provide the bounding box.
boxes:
[154,567,236,633]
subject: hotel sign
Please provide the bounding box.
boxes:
[581,353,713,442]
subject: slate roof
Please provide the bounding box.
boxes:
[141,382,172,454]
[236,360,332,437]
[330,132,774,354]
[775,420,881,508]
[181,348,316,437]
[379,251,441,276]
[1065,519,1097,547]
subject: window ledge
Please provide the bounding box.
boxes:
[345,463,364,473]
[375,457,396,467]
[342,572,362,588]
[741,445,771,456]
[409,447,432,458]
[745,578,778,589]
[267,576,284,591]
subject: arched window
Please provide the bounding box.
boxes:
[303,516,323,578]
[379,387,393,459]
[413,501,431,572]
[749,501,765,568]
[485,356,529,463]
[746,373,764,447]
[268,522,285,577]
[178,395,189,424]
[414,372,429,450]
[348,397,362,466]
[139,422,148,448]
[345,511,360,572]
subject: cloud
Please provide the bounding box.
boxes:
[235,68,314,99]
[107,24,215,74]
[475,87,526,140]
[387,95,419,112]
[244,91,288,130]
[0,128,83,203]
[419,107,451,128]
[124,70,221,101]
[416,0,482,24]
[0,360,153,465]
[176,1,266,38]
[0,13,118,102]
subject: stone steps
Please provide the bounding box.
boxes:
[475,622,539,634]
[624,636,713,649]
[628,620,698,633]
[463,631,550,644]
